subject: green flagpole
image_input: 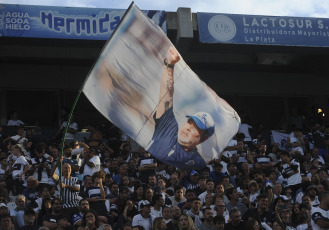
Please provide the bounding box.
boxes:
[59,89,83,201]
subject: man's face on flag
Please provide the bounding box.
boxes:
[178,119,202,150]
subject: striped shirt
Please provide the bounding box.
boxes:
[58,176,80,208]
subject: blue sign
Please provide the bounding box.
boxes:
[0,4,166,40]
[198,12,329,47]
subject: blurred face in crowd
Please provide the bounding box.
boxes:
[120,190,129,201]
[215,184,224,194]
[157,178,166,189]
[0,216,13,230]
[199,178,207,188]
[145,188,154,201]
[216,201,226,215]
[57,217,71,229]
[63,164,72,178]
[206,181,214,191]
[205,194,214,206]
[24,213,36,226]
[230,189,239,201]
[171,206,181,219]
[215,220,224,230]
[179,215,189,229]
[53,200,63,213]
[129,159,136,168]
[110,184,119,195]
[185,191,195,201]
[27,177,38,189]
[191,199,201,212]
[122,226,131,230]
[136,186,143,196]
[148,176,157,186]
[258,198,269,210]
[80,200,90,212]
[273,184,282,195]
[141,204,152,215]
[230,211,241,226]
[170,174,179,186]
[241,162,250,171]
[302,196,311,206]
[175,189,184,201]
[203,209,214,222]
[16,197,25,210]
[272,221,283,230]
[259,144,267,154]
[162,206,172,220]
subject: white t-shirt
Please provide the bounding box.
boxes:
[83,155,101,177]
[12,155,29,179]
[198,192,214,204]
[132,214,155,230]
[151,207,162,217]
[311,206,329,230]
[281,159,302,186]
[296,223,308,230]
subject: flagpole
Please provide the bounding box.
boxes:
[59,89,83,200]
[59,1,136,200]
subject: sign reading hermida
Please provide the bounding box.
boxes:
[0,4,166,40]
[198,12,329,47]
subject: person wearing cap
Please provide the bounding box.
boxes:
[132,200,155,230]
[181,170,200,190]
[146,47,215,169]
[306,185,320,207]
[0,203,9,215]
[289,137,304,157]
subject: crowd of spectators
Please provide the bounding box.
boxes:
[0,113,329,230]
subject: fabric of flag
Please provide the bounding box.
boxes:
[82,3,240,169]
[272,130,289,150]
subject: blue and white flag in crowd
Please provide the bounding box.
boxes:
[272,130,289,150]
[82,3,240,169]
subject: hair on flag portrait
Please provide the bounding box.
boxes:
[83,3,240,169]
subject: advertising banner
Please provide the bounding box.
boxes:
[0,4,166,40]
[198,12,329,46]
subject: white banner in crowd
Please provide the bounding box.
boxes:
[82,3,241,169]
[271,130,289,150]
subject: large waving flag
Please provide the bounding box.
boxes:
[82,3,240,169]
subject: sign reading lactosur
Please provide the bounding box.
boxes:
[0,4,166,40]
[198,12,329,46]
